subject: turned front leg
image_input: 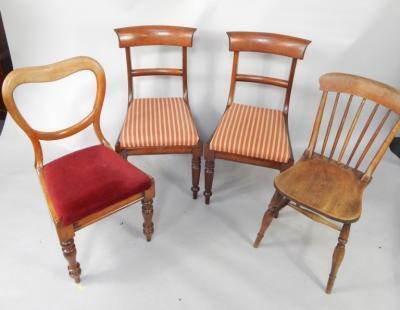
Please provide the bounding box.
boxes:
[141,198,154,241]
[60,238,81,283]
[191,141,202,199]
[203,146,215,205]
[325,223,351,294]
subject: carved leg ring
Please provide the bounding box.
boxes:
[191,155,201,199]
[325,223,351,294]
[142,199,154,242]
[61,238,81,283]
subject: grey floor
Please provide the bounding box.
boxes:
[0,148,399,309]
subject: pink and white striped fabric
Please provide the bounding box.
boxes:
[210,103,291,163]
[119,97,199,148]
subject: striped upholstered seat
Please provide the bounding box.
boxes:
[210,103,291,163]
[119,97,199,148]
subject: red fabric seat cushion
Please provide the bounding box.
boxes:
[43,145,151,226]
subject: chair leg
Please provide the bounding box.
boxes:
[325,223,351,294]
[203,145,215,205]
[253,191,287,248]
[191,141,202,199]
[141,198,154,242]
[60,237,81,283]
[274,205,284,219]
[274,162,293,219]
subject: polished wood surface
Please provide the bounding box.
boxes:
[320,73,400,114]
[115,25,202,199]
[204,32,311,204]
[2,56,155,283]
[227,32,311,59]
[275,155,364,223]
[254,72,400,293]
[115,25,196,47]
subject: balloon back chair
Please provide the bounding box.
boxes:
[114,25,203,199]
[204,32,311,204]
[254,72,400,293]
[1,56,155,283]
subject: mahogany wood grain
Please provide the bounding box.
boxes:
[131,68,183,77]
[235,74,289,88]
[114,25,202,199]
[254,72,400,293]
[204,32,310,204]
[2,56,156,283]
[115,25,196,48]
[227,32,311,59]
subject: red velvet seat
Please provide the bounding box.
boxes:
[43,145,152,225]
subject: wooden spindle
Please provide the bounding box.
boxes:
[355,109,391,169]
[321,93,340,156]
[362,119,400,182]
[338,98,366,163]
[329,95,353,160]
[346,104,379,166]
[306,92,329,157]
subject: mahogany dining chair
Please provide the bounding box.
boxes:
[114,25,203,199]
[2,56,155,283]
[204,32,311,204]
[253,73,400,293]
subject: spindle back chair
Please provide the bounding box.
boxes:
[2,56,155,283]
[114,25,203,199]
[204,32,311,204]
[254,72,400,293]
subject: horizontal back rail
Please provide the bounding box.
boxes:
[320,73,400,115]
[235,74,289,88]
[115,25,196,48]
[227,32,311,59]
[131,68,183,77]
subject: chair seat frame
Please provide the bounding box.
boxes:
[204,32,311,204]
[2,56,155,283]
[253,72,400,293]
[114,25,203,199]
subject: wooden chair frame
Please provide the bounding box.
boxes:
[1,56,155,283]
[204,32,311,204]
[114,25,203,199]
[253,73,400,293]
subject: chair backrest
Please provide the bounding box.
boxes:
[226,32,311,113]
[1,56,110,170]
[306,73,400,183]
[114,25,196,105]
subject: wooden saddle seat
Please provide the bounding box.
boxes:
[210,103,291,163]
[119,97,199,148]
[43,145,152,226]
[254,72,400,294]
[275,155,364,223]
